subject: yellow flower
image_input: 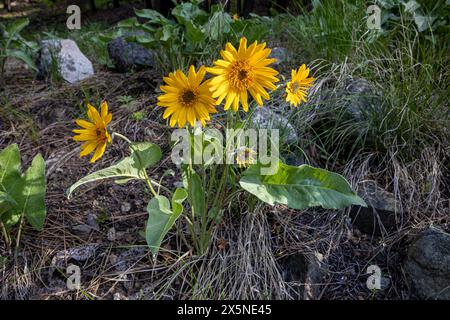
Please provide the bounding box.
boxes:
[207,37,279,112]
[157,65,217,128]
[235,147,257,168]
[286,64,315,107]
[232,13,239,21]
[73,101,112,163]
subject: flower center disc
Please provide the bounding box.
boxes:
[229,60,254,90]
[291,81,301,94]
[96,127,107,142]
[180,89,198,107]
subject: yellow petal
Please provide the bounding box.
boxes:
[75,119,94,129]
[101,101,109,119]
[90,142,107,163]
[80,141,97,157]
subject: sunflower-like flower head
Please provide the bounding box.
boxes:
[73,101,112,163]
[207,37,279,112]
[232,13,239,21]
[286,64,315,107]
[235,146,257,168]
[157,65,217,128]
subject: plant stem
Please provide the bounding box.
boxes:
[0,221,11,252]
[14,213,25,253]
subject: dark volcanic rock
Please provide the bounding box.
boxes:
[405,227,450,299]
[282,252,326,299]
[350,180,399,236]
[107,35,156,72]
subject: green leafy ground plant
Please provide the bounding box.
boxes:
[0,18,38,80]
[0,144,46,251]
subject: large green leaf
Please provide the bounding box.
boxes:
[19,154,46,230]
[0,191,17,217]
[204,11,232,40]
[185,21,205,43]
[171,2,207,25]
[0,144,22,225]
[66,142,161,198]
[0,144,46,230]
[0,144,21,191]
[117,17,139,28]
[134,8,169,24]
[130,142,162,169]
[145,188,188,256]
[239,161,366,210]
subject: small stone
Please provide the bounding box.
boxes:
[86,213,100,231]
[107,227,116,241]
[71,224,92,234]
[380,276,390,290]
[50,244,99,275]
[113,292,128,300]
[173,181,184,188]
[109,253,118,265]
[121,202,131,213]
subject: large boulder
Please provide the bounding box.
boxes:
[37,39,94,84]
[405,227,450,299]
[107,35,156,72]
[350,180,399,236]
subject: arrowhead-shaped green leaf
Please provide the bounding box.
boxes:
[20,154,46,230]
[0,144,46,230]
[239,161,366,210]
[67,142,161,198]
[0,144,21,190]
[146,188,188,256]
[0,191,17,217]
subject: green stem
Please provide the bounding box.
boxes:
[0,221,11,252]
[14,212,25,253]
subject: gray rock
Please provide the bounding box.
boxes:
[350,180,399,236]
[405,227,450,299]
[107,227,116,241]
[114,247,147,291]
[344,78,381,122]
[50,244,99,272]
[71,224,93,234]
[107,34,156,72]
[121,202,131,213]
[37,39,94,84]
[252,106,298,145]
[282,252,326,300]
[86,213,100,231]
[270,47,290,66]
[282,151,306,167]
